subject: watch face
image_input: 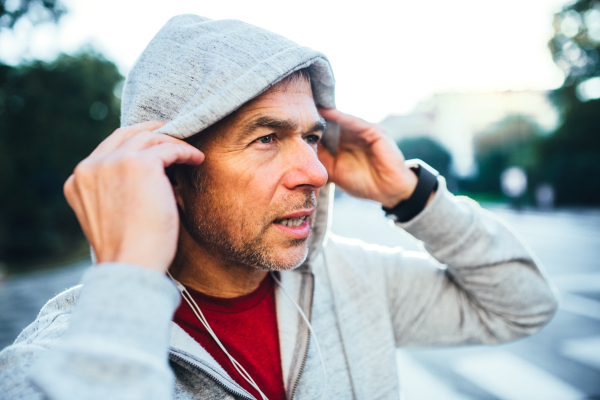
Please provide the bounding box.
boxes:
[404,159,439,177]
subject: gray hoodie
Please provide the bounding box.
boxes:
[0,15,558,400]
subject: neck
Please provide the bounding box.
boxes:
[169,225,267,298]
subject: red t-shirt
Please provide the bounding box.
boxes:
[173,274,286,400]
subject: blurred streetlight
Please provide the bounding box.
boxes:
[501,166,528,207]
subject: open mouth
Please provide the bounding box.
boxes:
[272,208,314,239]
[274,215,308,227]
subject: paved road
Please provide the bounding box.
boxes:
[1,193,599,399]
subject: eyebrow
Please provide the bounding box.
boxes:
[237,115,326,141]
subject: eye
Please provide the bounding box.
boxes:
[255,134,275,144]
[305,134,321,144]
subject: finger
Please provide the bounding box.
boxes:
[63,175,80,212]
[117,130,188,153]
[142,142,205,167]
[63,173,88,218]
[317,144,335,176]
[318,108,372,131]
[63,174,93,242]
[91,121,167,157]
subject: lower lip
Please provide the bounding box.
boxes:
[273,217,310,239]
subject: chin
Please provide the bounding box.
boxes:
[253,240,309,272]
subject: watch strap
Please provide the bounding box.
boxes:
[382,160,439,223]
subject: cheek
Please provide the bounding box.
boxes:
[209,156,284,216]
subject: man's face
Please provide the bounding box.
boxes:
[178,77,328,271]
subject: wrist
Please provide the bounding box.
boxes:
[382,160,439,223]
[98,248,171,274]
[380,169,418,209]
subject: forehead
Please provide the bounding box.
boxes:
[230,78,318,130]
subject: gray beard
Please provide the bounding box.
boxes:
[187,212,309,271]
[194,227,308,271]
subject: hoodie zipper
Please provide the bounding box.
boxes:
[170,351,256,400]
[288,272,315,400]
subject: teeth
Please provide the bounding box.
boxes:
[278,216,306,227]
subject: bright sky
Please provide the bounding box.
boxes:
[0,0,568,122]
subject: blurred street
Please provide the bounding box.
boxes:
[1,193,599,399]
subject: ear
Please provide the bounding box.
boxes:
[166,165,186,212]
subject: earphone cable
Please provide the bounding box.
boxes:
[167,271,270,400]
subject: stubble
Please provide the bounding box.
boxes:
[180,167,316,271]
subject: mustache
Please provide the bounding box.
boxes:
[258,190,318,234]
[277,190,317,217]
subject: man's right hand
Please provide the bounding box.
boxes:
[63,121,205,273]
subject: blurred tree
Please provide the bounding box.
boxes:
[396,137,455,190]
[542,0,600,205]
[0,0,65,30]
[536,99,600,205]
[463,115,541,196]
[0,51,122,264]
[548,0,600,106]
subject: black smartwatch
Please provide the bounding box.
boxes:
[382,159,439,223]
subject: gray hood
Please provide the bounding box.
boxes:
[120,14,337,265]
[120,14,338,153]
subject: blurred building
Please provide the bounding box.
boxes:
[380,90,559,176]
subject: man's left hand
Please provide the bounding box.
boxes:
[317,108,419,209]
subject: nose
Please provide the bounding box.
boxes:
[282,139,328,190]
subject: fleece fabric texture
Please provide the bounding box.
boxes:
[0,14,559,400]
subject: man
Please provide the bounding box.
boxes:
[0,14,558,400]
